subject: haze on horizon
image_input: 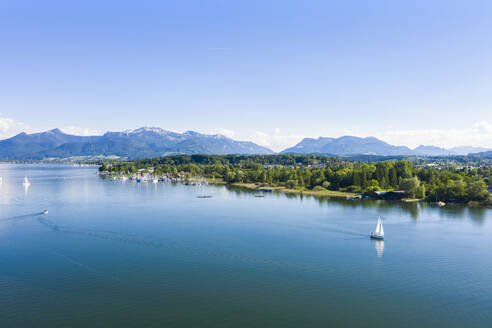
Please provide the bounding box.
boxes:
[1,0,492,152]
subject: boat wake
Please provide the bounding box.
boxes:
[319,226,367,238]
[273,221,367,238]
[36,217,319,272]
[0,212,42,223]
[50,251,122,283]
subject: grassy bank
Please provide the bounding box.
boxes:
[230,182,356,198]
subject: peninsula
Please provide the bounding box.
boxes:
[100,154,492,207]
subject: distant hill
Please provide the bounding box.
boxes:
[0,127,273,160]
[282,136,483,156]
[450,146,491,156]
[0,129,98,160]
[282,136,414,156]
[281,137,334,154]
[413,145,454,156]
[470,150,492,158]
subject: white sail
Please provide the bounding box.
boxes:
[375,218,381,234]
[23,176,30,185]
[378,218,384,236]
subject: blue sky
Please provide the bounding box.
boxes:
[1,0,492,151]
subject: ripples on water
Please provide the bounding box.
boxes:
[0,164,491,327]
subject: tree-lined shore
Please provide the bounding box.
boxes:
[100,154,492,206]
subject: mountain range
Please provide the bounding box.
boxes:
[0,127,273,160]
[282,136,491,157]
[0,128,490,160]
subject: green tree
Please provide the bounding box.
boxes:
[389,167,398,188]
[399,176,420,198]
[467,179,489,201]
[366,179,380,192]
[285,180,297,189]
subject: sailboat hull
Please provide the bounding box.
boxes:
[370,233,384,240]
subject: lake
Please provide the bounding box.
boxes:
[1,164,491,327]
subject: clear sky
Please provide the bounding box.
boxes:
[1,0,492,151]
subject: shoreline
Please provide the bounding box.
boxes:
[218,182,491,208]
[103,174,492,209]
[229,182,358,198]
[228,183,491,208]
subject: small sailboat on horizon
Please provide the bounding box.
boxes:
[23,176,30,187]
[370,217,384,240]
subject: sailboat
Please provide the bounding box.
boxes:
[23,176,30,187]
[370,217,384,240]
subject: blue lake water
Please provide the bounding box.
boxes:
[1,164,491,327]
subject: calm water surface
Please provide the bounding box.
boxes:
[0,164,491,327]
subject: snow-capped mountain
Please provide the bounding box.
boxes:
[0,127,273,159]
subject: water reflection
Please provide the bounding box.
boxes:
[467,207,487,224]
[437,204,467,219]
[401,202,420,219]
[373,240,384,258]
[223,185,490,224]
[23,182,29,195]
